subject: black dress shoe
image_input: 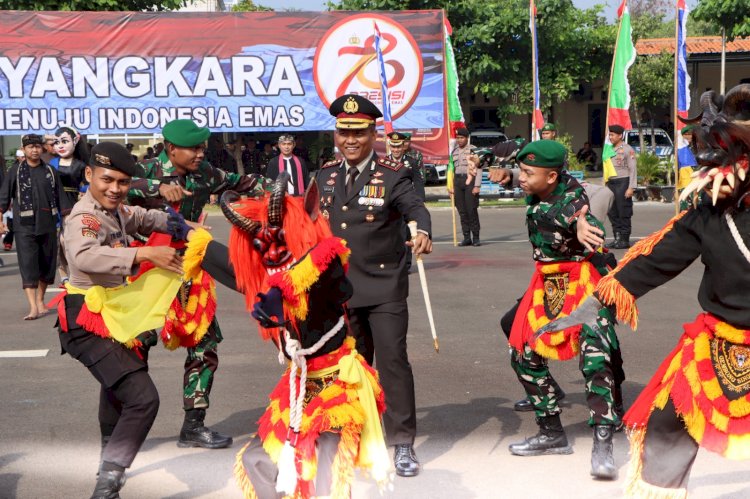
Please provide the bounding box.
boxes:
[458,238,472,247]
[394,444,420,477]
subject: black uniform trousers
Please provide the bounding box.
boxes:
[348,299,416,446]
[606,177,633,238]
[58,295,159,469]
[15,226,57,288]
[639,399,699,490]
[453,174,480,239]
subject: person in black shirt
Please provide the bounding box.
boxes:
[0,134,71,319]
[265,135,310,196]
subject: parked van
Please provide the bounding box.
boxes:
[622,128,674,159]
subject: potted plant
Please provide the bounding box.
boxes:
[637,153,663,200]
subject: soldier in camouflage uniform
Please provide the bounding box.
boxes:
[502,140,623,480]
[129,119,264,449]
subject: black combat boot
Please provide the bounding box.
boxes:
[178,409,233,449]
[590,424,617,479]
[514,381,566,412]
[458,233,472,246]
[90,469,125,499]
[508,414,573,456]
[472,232,481,246]
[616,233,631,249]
[605,232,620,249]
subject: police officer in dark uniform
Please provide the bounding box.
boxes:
[316,94,432,477]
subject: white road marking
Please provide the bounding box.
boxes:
[0,349,49,358]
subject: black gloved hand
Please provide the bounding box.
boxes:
[165,205,192,241]
[251,287,287,328]
[134,329,159,362]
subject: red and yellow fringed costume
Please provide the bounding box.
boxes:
[129,230,218,350]
[509,260,601,360]
[233,237,390,499]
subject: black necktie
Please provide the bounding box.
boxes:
[347,167,359,195]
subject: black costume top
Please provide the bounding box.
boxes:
[314,153,431,308]
[612,202,750,328]
[201,240,353,358]
[50,157,87,207]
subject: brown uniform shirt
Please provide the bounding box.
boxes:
[612,142,638,189]
[64,190,169,290]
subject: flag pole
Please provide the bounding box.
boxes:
[673,1,680,215]
[531,1,537,140]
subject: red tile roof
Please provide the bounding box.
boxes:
[636,36,750,55]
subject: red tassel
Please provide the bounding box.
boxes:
[75,305,111,338]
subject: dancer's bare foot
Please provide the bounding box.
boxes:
[36,302,49,316]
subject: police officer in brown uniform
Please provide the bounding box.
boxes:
[605,125,637,249]
[58,142,192,498]
[315,94,432,477]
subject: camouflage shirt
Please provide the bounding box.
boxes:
[128,152,263,222]
[526,173,604,262]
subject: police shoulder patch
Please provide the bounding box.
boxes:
[377,157,402,171]
[321,159,343,169]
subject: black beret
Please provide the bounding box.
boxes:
[609,124,625,135]
[456,128,469,137]
[329,94,383,129]
[90,142,138,176]
[22,134,44,146]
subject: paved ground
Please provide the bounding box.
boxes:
[1,201,749,499]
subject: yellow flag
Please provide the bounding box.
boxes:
[603,157,617,183]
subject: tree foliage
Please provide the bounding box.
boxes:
[629,51,673,114]
[0,0,187,9]
[693,0,750,41]
[231,0,271,11]
[331,0,614,126]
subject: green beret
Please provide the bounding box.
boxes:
[681,124,696,135]
[540,123,556,132]
[162,119,211,147]
[402,132,412,140]
[517,139,567,168]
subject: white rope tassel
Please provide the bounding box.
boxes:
[275,316,346,495]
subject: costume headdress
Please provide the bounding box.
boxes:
[679,84,750,205]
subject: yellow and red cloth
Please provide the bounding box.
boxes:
[625,312,750,459]
[509,260,601,360]
[234,337,387,499]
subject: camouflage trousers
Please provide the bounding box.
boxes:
[510,306,625,425]
[183,318,223,411]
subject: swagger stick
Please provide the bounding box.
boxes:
[407,221,439,353]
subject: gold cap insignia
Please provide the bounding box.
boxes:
[343,97,359,114]
[95,153,111,166]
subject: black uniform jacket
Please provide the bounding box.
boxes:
[314,153,431,308]
[613,201,750,328]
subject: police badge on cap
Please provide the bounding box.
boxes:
[89,142,138,176]
[329,94,383,129]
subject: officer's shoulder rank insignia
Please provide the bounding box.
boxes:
[322,159,343,169]
[377,157,402,171]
